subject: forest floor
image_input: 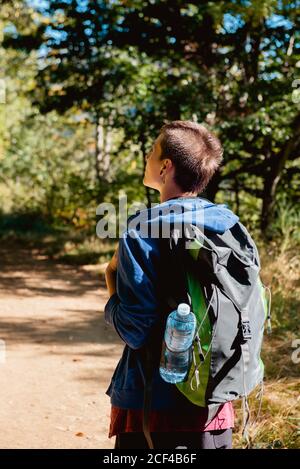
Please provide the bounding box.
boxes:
[0,240,299,449]
[0,241,121,449]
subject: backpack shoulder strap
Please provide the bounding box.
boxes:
[142,232,191,449]
[141,343,155,449]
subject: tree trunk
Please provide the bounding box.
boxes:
[94,112,111,197]
[261,114,300,235]
[94,111,101,185]
[203,171,221,202]
[234,178,240,216]
[140,132,152,208]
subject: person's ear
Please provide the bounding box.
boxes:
[160,161,167,175]
[160,159,171,173]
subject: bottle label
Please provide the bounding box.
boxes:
[165,329,193,352]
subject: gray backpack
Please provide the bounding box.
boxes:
[142,221,271,449]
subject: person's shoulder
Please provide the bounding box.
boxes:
[119,208,161,258]
[123,204,161,238]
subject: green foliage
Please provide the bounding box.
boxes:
[1,0,300,233]
[0,1,299,451]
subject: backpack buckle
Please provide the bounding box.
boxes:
[241,320,252,341]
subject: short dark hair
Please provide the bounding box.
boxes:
[159,120,223,193]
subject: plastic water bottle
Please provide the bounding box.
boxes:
[159,303,196,384]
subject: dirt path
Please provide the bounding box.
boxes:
[0,244,123,449]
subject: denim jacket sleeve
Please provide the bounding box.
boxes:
[104,229,160,350]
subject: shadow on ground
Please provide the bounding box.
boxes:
[0,243,122,350]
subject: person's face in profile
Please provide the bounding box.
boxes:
[143,134,169,190]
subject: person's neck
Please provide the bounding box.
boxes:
[160,186,198,203]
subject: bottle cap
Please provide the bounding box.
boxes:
[177,303,191,316]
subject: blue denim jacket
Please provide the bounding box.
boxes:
[104,197,239,410]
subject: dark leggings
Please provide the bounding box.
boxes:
[114,429,232,449]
